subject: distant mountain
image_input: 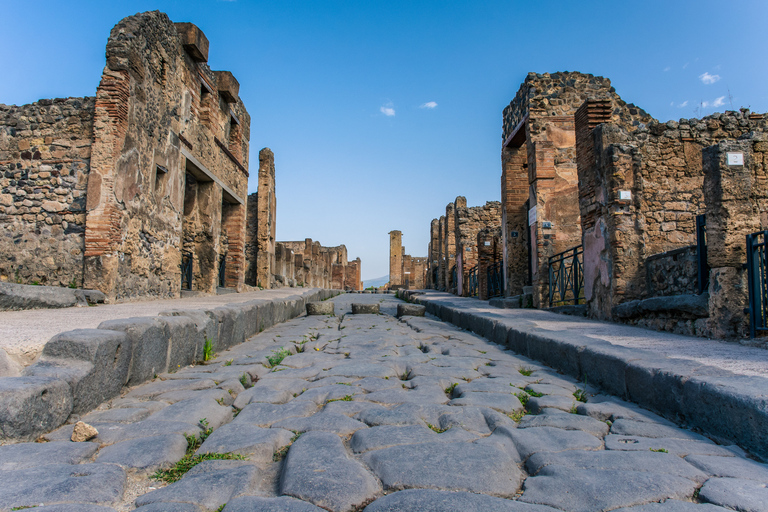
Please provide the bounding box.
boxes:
[362,275,389,289]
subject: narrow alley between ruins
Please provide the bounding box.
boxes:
[0,293,764,512]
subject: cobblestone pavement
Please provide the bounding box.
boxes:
[1,294,766,512]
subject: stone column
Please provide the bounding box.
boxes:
[389,230,403,288]
[255,148,276,289]
[437,216,446,290]
[445,203,456,293]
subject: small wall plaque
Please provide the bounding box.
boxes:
[510,231,519,238]
[619,190,631,200]
[727,152,744,166]
[542,221,552,229]
[528,205,537,226]
[484,241,491,246]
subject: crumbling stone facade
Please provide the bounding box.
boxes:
[387,231,427,290]
[244,148,276,288]
[0,12,251,301]
[272,239,361,290]
[453,197,502,296]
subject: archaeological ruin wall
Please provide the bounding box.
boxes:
[453,197,501,296]
[387,230,427,290]
[271,239,361,290]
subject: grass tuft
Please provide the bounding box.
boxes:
[426,422,448,433]
[444,382,458,396]
[518,366,533,376]
[266,347,291,368]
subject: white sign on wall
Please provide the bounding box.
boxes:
[619,190,631,200]
[727,152,744,166]
[528,205,537,226]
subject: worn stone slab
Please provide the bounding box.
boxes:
[610,418,710,441]
[93,419,202,446]
[224,496,326,511]
[351,303,380,314]
[612,500,733,511]
[197,423,294,462]
[25,506,119,512]
[147,397,234,430]
[95,434,188,470]
[455,378,529,394]
[350,425,478,453]
[134,504,202,512]
[605,435,735,457]
[577,398,675,425]
[125,378,217,399]
[396,304,426,318]
[234,401,318,427]
[526,395,577,414]
[98,317,170,386]
[497,425,602,459]
[0,441,99,470]
[699,477,768,512]
[0,281,84,311]
[525,383,577,396]
[519,466,698,512]
[232,385,295,408]
[0,463,126,510]
[437,406,512,434]
[82,406,155,424]
[156,388,234,406]
[0,347,21,377]
[0,376,72,441]
[293,384,362,404]
[307,301,334,315]
[273,411,369,436]
[685,453,768,481]
[280,431,381,512]
[325,362,400,379]
[450,391,523,414]
[518,411,610,438]
[364,440,524,497]
[363,489,561,512]
[135,460,259,510]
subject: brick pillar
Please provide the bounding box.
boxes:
[429,218,439,288]
[438,216,446,290]
[389,230,403,288]
[221,201,245,290]
[477,229,494,300]
[445,202,456,293]
[501,143,530,297]
[255,148,276,288]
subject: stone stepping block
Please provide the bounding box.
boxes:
[612,500,732,511]
[610,418,711,442]
[234,401,318,427]
[685,453,768,481]
[95,434,188,471]
[450,391,523,415]
[496,426,603,460]
[351,303,380,314]
[273,411,369,436]
[280,431,381,512]
[350,425,478,453]
[363,439,524,497]
[146,397,234,430]
[306,301,334,315]
[125,378,217,399]
[0,441,98,471]
[363,489,561,511]
[518,411,610,438]
[0,463,126,510]
[197,423,294,462]
[699,477,768,512]
[525,450,708,484]
[223,496,325,511]
[518,466,698,512]
[135,460,260,510]
[396,304,426,318]
[604,435,736,457]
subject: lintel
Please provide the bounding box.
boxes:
[181,146,244,205]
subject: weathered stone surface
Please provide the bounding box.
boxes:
[146,397,234,430]
[612,294,709,319]
[364,440,524,497]
[351,303,380,314]
[96,434,188,470]
[280,431,381,512]
[685,453,768,481]
[273,411,369,436]
[604,434,735,457]
[93,419,202,446]
[71,421,99,442]
[497,425,602,459]
[610,419,709,441]
[0,441,99,471]
[0,376,72,441]
[0,347,21,377]
[134,504,201,512]
[197,423,294,461]
[397,303,426,318]
[98,317,170,386]
[0,463,126,510]
[450,391,523,414]
[0,282,82,311]
[364,489,560,511]
[612,501,731,511]
[518,412,609,438]
[26,506,119,512]
[233,400,318,426]
[306,301,334,315]
[125,378,217,399]
[350,425,477,453]
[699,477,768,512]
[224,496,326,511]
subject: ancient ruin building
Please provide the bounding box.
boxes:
[453,197,502,296]
[388,230,403,288]
[270,239,361,290]
[426,219,439,288]
[0,12,251,301]
[244,148,276,288]
[387,230,427,290]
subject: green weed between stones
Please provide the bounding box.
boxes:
[326,394,354,404]
[215,505,226,512]
[153,419,245,483]
[202,338,214,362]
[224,359,233,366]
[239,373,250,388]
[573,388,588,403]
[526,389,544,398]
[650,448,669,453]
[508,410,527,423]
[273,431,302,461]
[444,382,458,396]
[267,347,291,368]
[514,391,530,407]
[426,423,449,433]
[518,366,533,376]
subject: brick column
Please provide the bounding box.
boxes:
[389,230,403,288]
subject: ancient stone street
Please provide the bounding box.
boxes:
[0,294,765,512]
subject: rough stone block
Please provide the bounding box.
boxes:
[351,303,379,314]
[163,316,202,371]
[396,303,425,318]
[174,22,209,61]
[98,317,170,386]
[214,71,240,103]
[96,434,188,471]
[0,376,73,441]
[307,301,334,315]
[0,441,99,471]
[0,347,21,377]
[0,282,79,311]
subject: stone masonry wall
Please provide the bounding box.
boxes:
[0,98,95,287]
[453,197,501,295]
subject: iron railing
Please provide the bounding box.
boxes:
[467,265,478,297]
[450,265,457,293]
[548,245,584,307]
[696,214,709,294]
[487,261,503,298]
[181,251,193,290]
[218,256,227,288]
[746,230,768,338]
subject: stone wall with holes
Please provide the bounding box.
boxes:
[0,98,94,287]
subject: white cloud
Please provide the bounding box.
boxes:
[712,96,726,107]
[699,72,721,85]
[702,100,710,108]
[678,100,688,108]
[420,101,438,109]
[380,103,395,117]
[663,66,671,72]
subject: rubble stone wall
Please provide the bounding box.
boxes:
[275,239,360,290]
[453,197,501,295]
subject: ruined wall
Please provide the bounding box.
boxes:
[437,216,446,290]
[444,203,456,292]
[0,98,94,287]
[253,148,275,288]
[645,246,699,298]
[389,230,403,288]
[453,197,502,295]
[276,239,360,290]
[477,227,503,300]
[83,12,250,300]
[427,219,439,288]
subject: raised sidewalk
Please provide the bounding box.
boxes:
[403,290,768,459]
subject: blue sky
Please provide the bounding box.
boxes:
[2,0,767,282]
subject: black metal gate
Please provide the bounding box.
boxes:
[488,261,503,298]
[450,265,457,293]
[548,245,584,307]
[696,214,709,294]
[181,251,193,290]
[467,265,478,297]
[218,256,227,288]
[746,230,768,338]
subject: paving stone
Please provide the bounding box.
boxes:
[28,506,119,512]
[450,391,523,414]
[454,378,528,394]
[519,466,698,512]
[684,453,768,481]
[364,386,449,405]
[526,395,577,414]
[496,425,602,459]
[350,425,478,453]
[273,411,369,436]
[438,405,513,434]
[525,450,708,484]
[699,477,768,512]
[611,419,710,441]
[81,406,154,424]
[93,420,202,446]
[232,385,295,409]
[0,463,126,510]
[156,388,234,406]
[293,383,363,404]
[280,431,381,512]
[605,435,736,457]
[577,398,676,425]
[95,434,188,470]
[612,500,732,511]
[518,412,610,437]
[525,383,578,397]
[364,439,524,497]
[0,441,99,470]
[134,460,260,510]
[125,378,216,399]
[323,400,381,417]
[233,401,318,427]
[0,376,72,441]
[146,397,234,430]
[363,488,561,512]
[355,403,429,427]
[325,362,400,379]
[197,423,294,462]
[134,504,202,512]
[223,495,326,511]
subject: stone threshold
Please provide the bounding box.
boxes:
[402,290,768,460]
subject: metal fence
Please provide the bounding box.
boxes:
[467,265,478,297]
[181,251,193,290]
[696,214,709,294]
[218,256,227,288]
[548,245,584,307]
[487,261,503,298]
[746,230,768,338]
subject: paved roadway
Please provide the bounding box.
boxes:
[0,294,765,511]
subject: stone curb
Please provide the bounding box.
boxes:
[0,288,339,442]
[402,290,768,460]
